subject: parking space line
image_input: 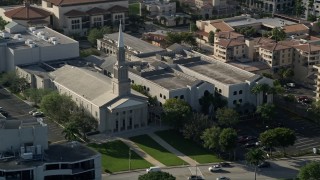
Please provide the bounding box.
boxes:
[296,142,319,148]
[296,139,314,143]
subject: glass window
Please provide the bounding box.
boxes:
[93,16,102,27]
[71,19,80,30]
[233,100,237,104]
[180,95,184,99]
[239,99,242,103]
[239,90,243,94]
[233,91,237,95]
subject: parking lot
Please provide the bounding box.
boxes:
[0,87,65,144]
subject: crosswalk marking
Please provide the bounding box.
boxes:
[189,166,203,178]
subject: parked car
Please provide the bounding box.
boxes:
[208,164,222,172]
[287,83,296,88]
[219,162,231,167]
[0,111,8,117]
[146,166,161,173]
[258,161,271,168]
[32,111,43,117]
[216,176,230,180]
[188,175,205,180]
[29,109,37,115]
[237,135,249,143]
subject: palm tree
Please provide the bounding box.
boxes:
[62,122,80,141]
[245,148,266,180]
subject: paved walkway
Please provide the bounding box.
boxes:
[148,133,199,166]
[120,138,165,167]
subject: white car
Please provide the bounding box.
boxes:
[32,111,43,117]
[29,109,37,115]
[146,166,161,173]
[208,164,222,172]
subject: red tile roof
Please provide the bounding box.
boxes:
[282,24,309,33]
[4,4,51,20]
[216,31,243,40]
[45,0,120,6]
[210,21,234,32]
[216,39,245,47]
[260,43,291,51]
[86,7,109,15]
[107,5,128,13]
[64,9,88,17]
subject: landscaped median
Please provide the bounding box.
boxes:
[155,130,222,164]
[88,140,152,173]
[130,135,187,166]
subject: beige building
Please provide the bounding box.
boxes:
[196,20,234,42]
[0,24,79,73]
[259,43,293,68]
[313,64,320,101]
[41,0,128,35]
[214,39,246,62]
[282,24,309,39]
[143,0,176,16]
[245,37,275,61]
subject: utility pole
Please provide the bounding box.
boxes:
[129,148,132,171]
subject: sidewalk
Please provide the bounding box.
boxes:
[120,138,165,167]
[148,133,199,166]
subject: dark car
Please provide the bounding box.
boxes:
[0,111,8,117]
[188,175,205,180]
[244,143,256,148]
[237,135,249,143]
[258,161,271,168]
[219,162,231,167]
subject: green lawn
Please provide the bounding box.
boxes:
[129,3,140,15]
[88,140,152,173]
[130,135,187,166]
[155,130,222,164]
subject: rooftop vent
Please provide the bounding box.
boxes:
[29,27,36,32]
[13,34,22,39]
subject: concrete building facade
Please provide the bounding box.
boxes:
[41,0,128,35]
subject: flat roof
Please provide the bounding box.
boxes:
[0,142,98,170]
[102,32,164,54]
[3,26,76,50]
[144,69,198,90]
[180,55,255,84]
[0,118,46,129]
[225,17,296,28]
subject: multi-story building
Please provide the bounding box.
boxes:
[0,23,79,73]
[259,42,293,68]
[142,0,176,16]
[214,39,247,62]
[245,37,275,61]
[196,20,234,42]
[282,24,309,39]
[97,32,165,60]
[41,0,129,35]
[313,64,320,101]
[0,118,102,180]
[246,0,294,14]
[142,30,168,48]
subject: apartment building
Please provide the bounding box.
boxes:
[246,0,294,13]
[215,39,246,62]
[0,119,101,180]
[142,0,176,16]
[245,37,275,60]
[142,30,168,48]
[313,64,320,101]
[259,43,293,68]
[196,20,234,42]
[0,24,79,73]
[282,24,309,39]
[41,0,128,35]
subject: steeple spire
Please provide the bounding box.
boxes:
[117,21,124,48]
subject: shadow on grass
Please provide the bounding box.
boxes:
[88,141,142,160]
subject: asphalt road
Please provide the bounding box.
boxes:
[103,155,320,180]
[0,87,65,143]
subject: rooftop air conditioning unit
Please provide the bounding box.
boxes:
[42,35,48,40]
[37,31,44,37]
[29,27,36,32]
[13,34,22,39]
[52,40,58,45]
[29,43,36,48]
[49,37,57,42]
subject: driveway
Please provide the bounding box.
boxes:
[0,87,65,144]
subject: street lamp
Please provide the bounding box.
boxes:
[129,148,132,171]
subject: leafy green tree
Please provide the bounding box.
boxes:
[0,16,8,30]
[295,0,306,17]
[219,128,237,159]
[131,84,157,106]
[182,113,212,143]
[165,32,197,47]
[190,23,198,32]
[40,92,76,123]
[298,161,320,180]
[307,14,317,21]
[273,127,296,154]
[259,129,278,156]
[251,83,272,95]
[24,88,52,105]
[212,92,228,110]
[199,91,214,114]
[165,32,183,45]
[208,31,215,45]
[63,121,80,141]
[201,126,222,151]
[87,26,113,46]
[162,98,192,129]
[216,108,239,127]
[138,171,175,180]
[0,71,29,93]
[271,28,286,42]
[245,148,266,180]
[256,103,275,124]
[69,109,98,140]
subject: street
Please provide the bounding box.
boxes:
[103,156,320,180]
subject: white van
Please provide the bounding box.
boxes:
[146,166,161,173]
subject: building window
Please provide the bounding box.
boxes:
[95,111,98,117]
[71,19,80,30]
[116,112,119,116]
[130,110,133,113]
[233,91,237,95]
[160,93,162,98]
[147,87,150,91]
[115,120,119,129]
[219,89,222,93]
[164,95,166,99]
[175,96,178,99]
[239,99,242,103]
[93,16,102,27]
[129,118,132,126]
[123,111,126,114]
[180,95,184,99]
[233,100,237,104]
[239,90,242,94]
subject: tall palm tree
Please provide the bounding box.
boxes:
[245,148,266,180]
[62,122,80,141]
